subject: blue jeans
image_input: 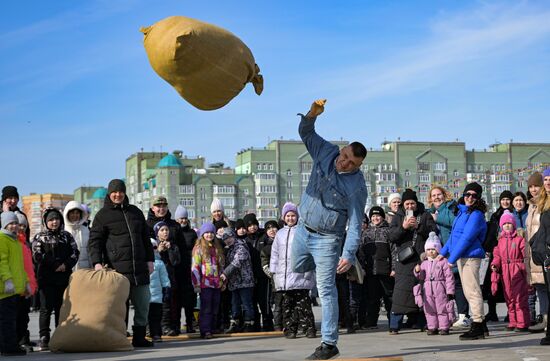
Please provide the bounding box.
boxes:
[291,220,341,346]
[232,287,254,322]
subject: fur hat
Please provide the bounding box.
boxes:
[210,198,224,213]
[528,172,543,188]
[175,205,188,219]
[1,211,18,229]
[264,220,280,231]
[199,222,216,238]
[281,202,298,219]
[214,220,228,230]
[1,186,19,202]
[499,210,516,229]
[424,232,442,253]
[463,182,483,197]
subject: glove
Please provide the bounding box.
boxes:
[4,279,15,294]
[447,294,455,301]
[262,265,272,278]
[162,287,171,303]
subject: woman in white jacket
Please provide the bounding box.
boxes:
[270,202,316,339]
[63,201,91,270]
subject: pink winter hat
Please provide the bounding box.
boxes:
[424,232,442,253]
[499,210,516,229]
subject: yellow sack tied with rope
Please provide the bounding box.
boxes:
[140,15,263,110]
[49,269,132,352]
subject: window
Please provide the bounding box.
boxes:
[263,163,268,170]
[287,193,293,201]
[434,174,447,183]
[243,188,249,195]
[287,170,292,177]
[404,180,411,188]
[302,173,310,183]
[518,180,525,188]
[453,170,459,177]
[243,198,250,207]
[213,185,235,194]
[287,181,293,188]
[187,209,195,219]
[418,162,430,171]
[179,198,195,207]
[179,185,194,194]
[257,197,277,206]
[254,173,276,180]
[269,164,274,170]
[301,162,313,173]
[404,170,411,177]
[258,185,276,193]
[419,174,430,183]
[257,163,261,170]
[260,210,277,218]
[219,197,235,208]
[434,162,446,171]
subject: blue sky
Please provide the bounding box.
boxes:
[1,0,550,198]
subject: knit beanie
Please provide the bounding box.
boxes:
[401,189,418,203]
[107,179,126,194]
[264,220,280,231]
[528,172,543,187]
[499,190,514,202]
[499,210,516,229]
[463,182,483,197]
[281,202,299,219]
[199,222,216,238]
[544,168,550,178]
[1,211,18,229]
[210,198,224,213]
[235,219,245,230]
[368,206,386,220]
[15,212,27,227]
[153,221,168,239]
[243,213,259,228]
[175,205,188,219]
[1,186,19,202]
[388,193,401,205]
[214,220,228,230]
[424,232,442,253]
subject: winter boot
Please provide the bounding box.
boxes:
[530,314,547,333]
[541,335,550,345]
[483,320,490,337]
[459,321,485,340]
[132,326,154,347]
[226,320,241,334]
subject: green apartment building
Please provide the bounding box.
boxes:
[124,141,550,227]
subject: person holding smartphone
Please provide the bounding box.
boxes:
[388,189,437,334]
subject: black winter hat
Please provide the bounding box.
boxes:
[401,189,418,203]
[243,213,259,228]
[463,182,483,197]
[264,220,280,231]
[1,186,19,201]
[369,206,386,220]
[107,179,126,194]
[499,190,514,202]
[235,219,245,230]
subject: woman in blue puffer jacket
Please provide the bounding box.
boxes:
[440,182,487,341]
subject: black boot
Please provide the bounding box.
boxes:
[132,326,154,347]
[482,320,489,337]
[459,321,485,340]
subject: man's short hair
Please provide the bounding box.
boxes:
[350,142,367,159]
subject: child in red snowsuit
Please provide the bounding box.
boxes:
[491,210,530,331]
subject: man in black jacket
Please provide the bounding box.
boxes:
[88,179,154,347]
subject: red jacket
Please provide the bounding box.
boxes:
[18,232,37,295]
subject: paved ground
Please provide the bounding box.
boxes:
[22,304,550,361]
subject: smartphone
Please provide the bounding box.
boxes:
[406,210,414,218]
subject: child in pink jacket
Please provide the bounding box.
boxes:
[490,210,530,331]
[414,232,455,335]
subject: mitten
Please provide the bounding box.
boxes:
[4,279,15,294]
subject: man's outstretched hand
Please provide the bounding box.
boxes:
[306,99,327,118]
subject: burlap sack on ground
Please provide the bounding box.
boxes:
[140,15,263,110]
[49,269,132,352]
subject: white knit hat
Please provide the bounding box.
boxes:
[210,198,224,213]
[388,193,401,205]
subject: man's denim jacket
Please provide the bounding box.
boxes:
[297,115,367,263]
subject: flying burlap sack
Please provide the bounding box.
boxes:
[49,269,132,352]
[140,16,263,111]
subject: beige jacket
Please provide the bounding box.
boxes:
[525,197,543,285]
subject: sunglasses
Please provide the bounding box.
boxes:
[463,192,478,199]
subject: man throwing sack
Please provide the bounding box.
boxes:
[292,100,368,360]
